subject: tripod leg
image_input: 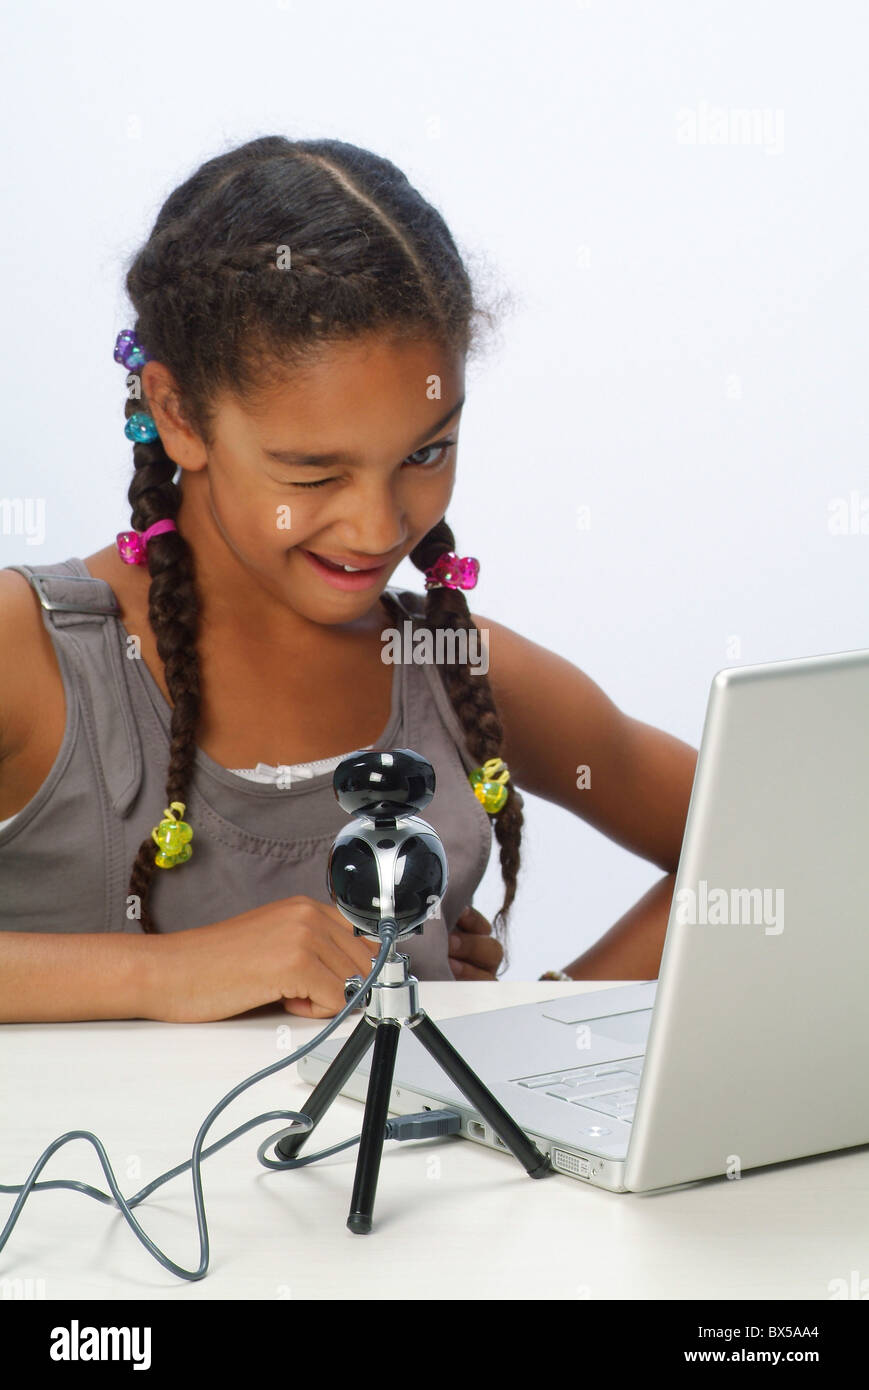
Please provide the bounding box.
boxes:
[275,1015,375,1160]
[410,1013,552,1178]
[347,1020,401,1235]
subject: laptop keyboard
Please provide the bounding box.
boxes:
[513,1057,643,1122]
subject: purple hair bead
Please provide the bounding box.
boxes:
[114,329,151,372]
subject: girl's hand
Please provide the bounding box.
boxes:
[146,896,379,1023]
[448,906,503,980]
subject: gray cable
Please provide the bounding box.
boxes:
[0,927,397,1282]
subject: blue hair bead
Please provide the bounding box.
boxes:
[124,412,159,444]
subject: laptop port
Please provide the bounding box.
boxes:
[468,1121,486,1139]
[552,1148,591,1179]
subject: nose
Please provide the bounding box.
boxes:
[340,479,409,559]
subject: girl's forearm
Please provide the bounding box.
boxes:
[562,872,676,980]
[0,931,155,1022]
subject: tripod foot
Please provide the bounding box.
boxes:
[411,1012,553,1178]
[347,1212,373,1235]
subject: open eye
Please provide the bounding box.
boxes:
[405,439,457,469]
[288,437,457,490]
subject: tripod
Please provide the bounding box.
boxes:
[274,747,553,1233]
[276,939,552,1233]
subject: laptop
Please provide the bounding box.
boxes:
[299,646,869,1192]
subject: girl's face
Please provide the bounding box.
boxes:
[150,334,465,630]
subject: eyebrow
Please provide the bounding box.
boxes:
[262,395,466,467]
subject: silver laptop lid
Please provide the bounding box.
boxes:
[625,647,869,1191]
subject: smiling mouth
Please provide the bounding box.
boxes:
[304,550,391,573]
[299,550,397,591]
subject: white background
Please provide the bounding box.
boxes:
[0,1,866,977]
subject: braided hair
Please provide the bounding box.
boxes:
[121,135,524,953]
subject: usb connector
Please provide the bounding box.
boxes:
[385,1110,462,1141]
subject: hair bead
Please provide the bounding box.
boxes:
[124,411,159,444]
[151,802,193,869]
[114,328,152,371]
[469,757,511,814]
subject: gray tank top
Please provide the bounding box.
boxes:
[0,557,493,980]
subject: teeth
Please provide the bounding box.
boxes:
[310,551,370,573]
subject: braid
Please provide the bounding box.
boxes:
[123,397,202,933]
[403,518,524,960]
[119,135,513,935]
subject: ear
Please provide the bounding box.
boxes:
[140,361,207,473]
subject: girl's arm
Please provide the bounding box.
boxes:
[468,611,698,977]
[0,901,381,1024]
[562,871,677,978]
[0,932,155,1022]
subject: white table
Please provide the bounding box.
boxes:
[1,982,864,1300]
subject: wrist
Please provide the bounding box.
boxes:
[137,930,175,1020]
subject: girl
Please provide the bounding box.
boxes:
[0,135,697,1024]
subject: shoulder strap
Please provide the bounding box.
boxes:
[3,559,143,816]
[4,559,120,621]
